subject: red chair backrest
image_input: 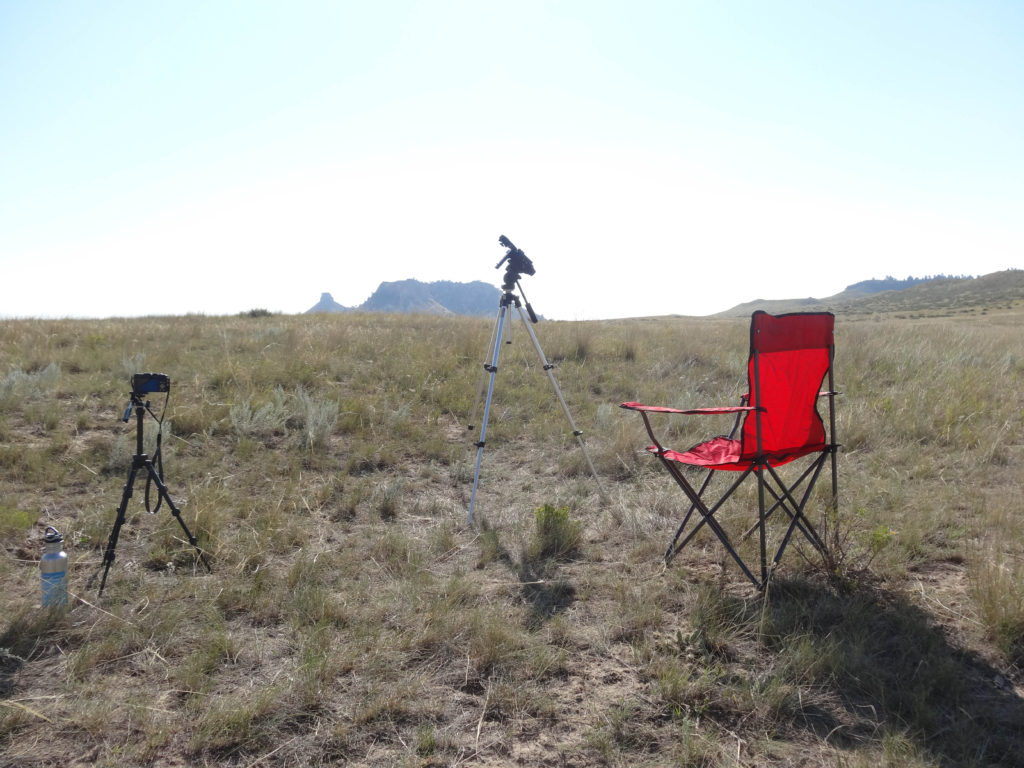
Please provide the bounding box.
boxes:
[739,312,834,463]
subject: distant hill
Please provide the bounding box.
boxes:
[716,270,1024,318]
[306,280,501,316]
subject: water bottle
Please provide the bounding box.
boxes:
[41,526,68,608]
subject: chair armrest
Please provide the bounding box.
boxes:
[620,402,757,454]
[620,402,755,415]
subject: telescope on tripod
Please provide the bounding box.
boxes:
[466,236,605,523]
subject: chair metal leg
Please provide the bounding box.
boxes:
[659,459,761,587]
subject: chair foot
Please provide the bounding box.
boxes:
[663,545,679,566]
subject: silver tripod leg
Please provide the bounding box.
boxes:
[512,302,607,499]
[467,301,509,524]
[467,306,503,433]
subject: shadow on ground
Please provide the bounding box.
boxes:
[752,576,1024,767]
[0,607,63,704]
[481,522,578,630]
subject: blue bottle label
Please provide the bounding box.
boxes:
[42,571,67,607]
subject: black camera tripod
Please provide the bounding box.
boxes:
[92,379,210,595]
[466,236,605,523]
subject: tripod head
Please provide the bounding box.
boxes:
[495,235,535,293]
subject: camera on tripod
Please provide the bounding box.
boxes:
[94,369,210,594]
[496,235,535,292]
[132,372,170,396]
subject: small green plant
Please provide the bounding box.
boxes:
[528,503,583,562]
[415,723,437,756]
[0,504,36,536]
[867,523,897,564]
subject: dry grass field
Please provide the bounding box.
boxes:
[1,304,1022,766]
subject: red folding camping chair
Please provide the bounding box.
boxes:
[621,311,839,588]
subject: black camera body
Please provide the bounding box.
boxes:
[132,372,170,395]
[496,235,535,292]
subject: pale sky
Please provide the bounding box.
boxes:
[2,1,1021,320]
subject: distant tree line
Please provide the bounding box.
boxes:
[848,274,973,294]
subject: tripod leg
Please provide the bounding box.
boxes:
[513,304,607,499]
[143,461,212,572]
[92,463,141,595]
[468,303,508,524]
[468,306,503,432]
